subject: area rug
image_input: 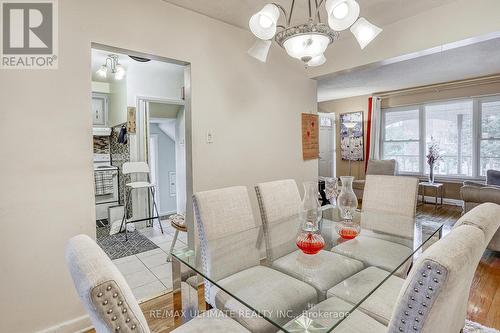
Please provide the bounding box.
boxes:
[96,225,158,260]
[464,320,500,333]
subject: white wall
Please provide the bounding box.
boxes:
[126,61,184,106]
[0,1,317,332]
[175,108,186,214]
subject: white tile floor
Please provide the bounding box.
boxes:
[112,220,188,303]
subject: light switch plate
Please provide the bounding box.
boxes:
[206,130,214,143]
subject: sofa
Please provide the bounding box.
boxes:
[460,169,500,252]
[352,159,398,199]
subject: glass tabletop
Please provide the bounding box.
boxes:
[172,206,442,333]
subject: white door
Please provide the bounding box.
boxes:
[148,135,160,212]
[319,113,336,178]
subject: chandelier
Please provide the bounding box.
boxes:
[248,0,382,67]
[96,54,126,81]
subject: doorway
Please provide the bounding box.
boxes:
[90,43,192,303]
[319,112,336,178]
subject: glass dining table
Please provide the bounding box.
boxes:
[170,206,443,333]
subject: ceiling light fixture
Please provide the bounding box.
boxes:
[96,54,126,81]
[248,0,382,67]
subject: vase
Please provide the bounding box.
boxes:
[336,176,360,239]
[429,164,435,184]
[296,181,325,255]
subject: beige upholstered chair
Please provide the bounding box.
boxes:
[352,159,398,199]
[332,175,419,278]
[65,234,250,333]
[193,186,317,333]
[460,181,500,251]
[255,179,364,300]
[285,203,500,332]
[328,175,419,324]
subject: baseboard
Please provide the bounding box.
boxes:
[36,315,92,333]
[420,196,463,207]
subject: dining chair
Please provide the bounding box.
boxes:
[332,175,419,277]
[255,179,364,300]
[65,234,250,333]
[193,186,318,333]
[119,162,164,240]
[327,203,500,329]
[285,202,500,332]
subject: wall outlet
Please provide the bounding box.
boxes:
[206,130,214,143]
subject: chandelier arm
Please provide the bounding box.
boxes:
[288,0,296,26]
[314,0,322,22]
[271,2,290,27]
[308,0,312,19]
[313,0,326,23]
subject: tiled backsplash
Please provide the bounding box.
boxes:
[93,136,110,154]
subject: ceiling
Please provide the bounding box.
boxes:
[91,48,184,82]
[317,35,500,101]
[162,0,456,33]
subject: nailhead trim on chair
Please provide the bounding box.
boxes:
[388,260,448,333]
[192,196,212,305]
[91,280,145,333]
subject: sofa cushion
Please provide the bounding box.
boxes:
[272,250,364,300]
[487,169,500,186]
[327,266,405,325]
[210,265,317,333]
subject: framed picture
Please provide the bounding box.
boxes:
[340,111,364,161]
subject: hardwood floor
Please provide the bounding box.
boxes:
[86,204,499,332]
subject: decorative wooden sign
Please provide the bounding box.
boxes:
[127,107,136,134]
[302,113,319,160]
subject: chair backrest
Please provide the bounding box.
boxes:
[255,179,302,260]
[366,159,398,176]
[193,186,261,282]
[65,235,150,333]
[122,162,150,175]
[387,204,500,333]
[255,179,301,225]
[453,202,500,249]
[363,175,418,218]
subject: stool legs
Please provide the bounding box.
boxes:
[167,228,180,262]
[120,187,132,241]
[150,187,164,234]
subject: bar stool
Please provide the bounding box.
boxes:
[167,213,186,262]
[119,161,164,240]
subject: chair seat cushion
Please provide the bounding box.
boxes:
[210,265,317,333]
[327,266,405,325]
[171,309,251,333]
[126,181,155,189]
[331,235,413,277]
[272,250,364,300]
[282,295,387,333]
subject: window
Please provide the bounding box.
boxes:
[382,108,420,173]
[381,95,500,179]
[425,101,473,177]
[480,99,500,176]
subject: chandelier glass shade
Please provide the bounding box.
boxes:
[325,0,360,31]
[248,0,382,66]
[249,4,280,40]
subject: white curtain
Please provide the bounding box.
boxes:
[369,96,382,160]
